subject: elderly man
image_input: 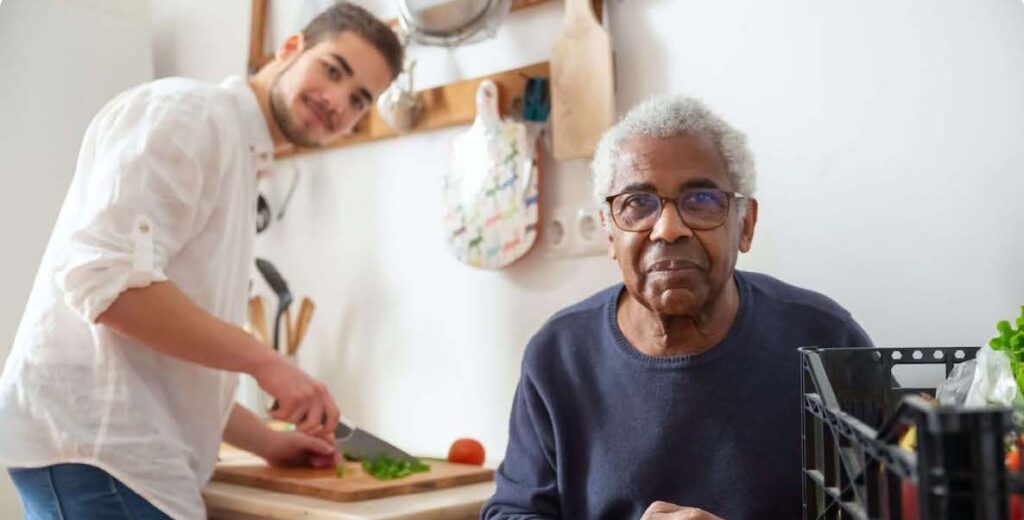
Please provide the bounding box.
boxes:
[482,96,873,520]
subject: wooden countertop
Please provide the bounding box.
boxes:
[203,445,495,520]
[204,480,495,520]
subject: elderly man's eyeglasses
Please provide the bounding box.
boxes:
[604,188,745,232]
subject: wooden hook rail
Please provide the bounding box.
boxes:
[248,0,600,157]
[275,61,548,159]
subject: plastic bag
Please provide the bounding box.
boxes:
[964,342,1024,408]
[936,359,977,406]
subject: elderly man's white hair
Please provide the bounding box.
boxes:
[591,95,756,228]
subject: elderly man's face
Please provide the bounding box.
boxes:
[605,135,757,317]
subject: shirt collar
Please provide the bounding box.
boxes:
[221,75,274,171]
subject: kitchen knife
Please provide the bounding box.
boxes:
[335,418,418,463]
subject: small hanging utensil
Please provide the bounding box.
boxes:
[288,297,315,356]
[255,258,293,352]
[248,295,269,345]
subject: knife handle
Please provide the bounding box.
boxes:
[268,400,356,438]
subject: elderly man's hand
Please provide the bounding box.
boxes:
[640,501,725,520]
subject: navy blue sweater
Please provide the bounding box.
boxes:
[482,271,873,520]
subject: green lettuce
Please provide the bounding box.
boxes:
[989,306,1024,394]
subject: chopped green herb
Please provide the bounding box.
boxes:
[335,463,345,478]
[359,453,430,480]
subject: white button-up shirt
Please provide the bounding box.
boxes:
[0,76,273,519]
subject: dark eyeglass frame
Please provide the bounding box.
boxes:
[604,188,746,232]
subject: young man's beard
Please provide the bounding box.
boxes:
[269,68,322,149]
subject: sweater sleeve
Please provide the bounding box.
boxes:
[481,366,561,519]
[839,315,875,349]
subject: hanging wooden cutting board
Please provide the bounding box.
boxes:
[212,461,493,502]
[443,80,541,269]
[550,0,615,160]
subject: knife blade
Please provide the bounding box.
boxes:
[335,418,418,463]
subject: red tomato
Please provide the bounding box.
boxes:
[447,438,486,466]
[1011,494,1022,520]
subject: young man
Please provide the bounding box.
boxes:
[0,3,402,519]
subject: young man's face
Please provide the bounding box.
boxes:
[270,32,394,147]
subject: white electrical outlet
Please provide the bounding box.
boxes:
[573,207,607,256]
[541,206,607,259]
[576,209,599,242]
[543,208,570,252]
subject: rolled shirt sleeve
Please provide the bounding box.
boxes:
[55,88,225,322]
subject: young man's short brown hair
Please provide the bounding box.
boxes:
[302,2,404,80]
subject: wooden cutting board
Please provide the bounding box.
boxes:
[550,0,615,160]
[211,461,494,503]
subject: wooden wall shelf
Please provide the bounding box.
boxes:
[248,0,558,75]
[248,0,600,158]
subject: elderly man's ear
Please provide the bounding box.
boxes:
[599,211,617,260]
[739,198,759,253]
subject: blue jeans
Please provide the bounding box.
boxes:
[7,464,171,519]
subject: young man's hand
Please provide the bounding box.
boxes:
[260,429,338,468]
[640,501,725,520]
[252,355,340,438]
[223,403,338,469]
[97,281,340,439]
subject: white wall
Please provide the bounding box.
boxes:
[242,0,1024,463]
[245,0,619,461]
[0,0,153,515]
[608,0,1024,349]
[151,0,249,81]
[7,0,1018,495]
